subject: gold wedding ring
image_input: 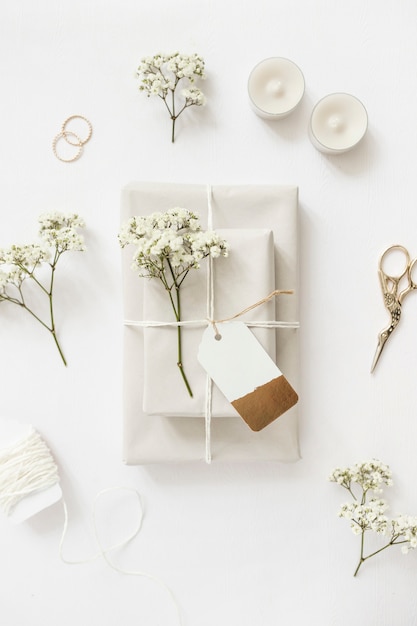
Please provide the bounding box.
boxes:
[52,115,93,163]
[62,115,93,146]
[52,131,83,162]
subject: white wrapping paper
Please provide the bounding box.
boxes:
[143,229,276,416]
[121,182,300,463]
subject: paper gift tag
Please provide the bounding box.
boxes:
[0,418,62,524]
[197,322,298,431]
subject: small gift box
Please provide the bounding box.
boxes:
[121,182,299,464]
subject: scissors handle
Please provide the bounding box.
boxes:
[379,245,410,283]
[399,256,417,303]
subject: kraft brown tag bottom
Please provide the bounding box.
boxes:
[231,375,298,431]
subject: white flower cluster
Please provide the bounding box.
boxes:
[391,515,417,553]
[136,52,206,142]
[0,243,49,268]
[0,244,49,292]
[165,52,205,79]
[329,458,392,494]
[181,87,206,106]
[119,207,228,282]
[0,212,85,296]
[137,52,205,99]
[338,499,389,536]
[38,212,86,252]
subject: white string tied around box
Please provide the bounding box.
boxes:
[124,184,300,464]
[0,427,183,626]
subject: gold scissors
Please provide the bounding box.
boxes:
[371,245,417,372]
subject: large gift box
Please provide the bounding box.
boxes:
[121,181,300,463]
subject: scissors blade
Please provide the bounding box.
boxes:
[370,327,394,373]
[371,339,386,373]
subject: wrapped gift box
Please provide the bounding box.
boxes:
[121,181,300,463]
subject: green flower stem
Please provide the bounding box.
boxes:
[171,118,176,143]
[50,328,67,366]
[174,282,193,397]
[160,79,189,143]
[48,259,67,367]
[160,93,176,143]
[23,302,67,367]
[354,530,366,577]
[161,263,193,397]
[171,88,176,143]
[2,251,67,366]
[353,531,407,577]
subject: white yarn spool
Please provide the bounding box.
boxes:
[0,419,62,523]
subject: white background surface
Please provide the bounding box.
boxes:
[1,1,417,624]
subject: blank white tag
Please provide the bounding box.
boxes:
[198,322,298,431]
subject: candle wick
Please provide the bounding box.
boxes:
[266,79,284,97]
[328,114,344,132]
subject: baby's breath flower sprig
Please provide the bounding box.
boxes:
[119,207,228,397]
[0,212,86,366]
[136,52,206,143]
[329,459,417,576]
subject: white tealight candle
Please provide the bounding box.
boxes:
[309,93,368,154]
[248,57,305,119]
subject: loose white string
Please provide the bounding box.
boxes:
[59,487,144,566]
[0,429,183,626]
[60,488,183,625]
